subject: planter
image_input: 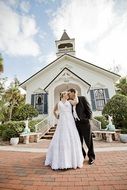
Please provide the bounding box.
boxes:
[10,137,19,145]
[119,134,127,143]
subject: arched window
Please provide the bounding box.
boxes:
[31,93,48,114]
[58,43,73,49]
[37,96,42,105]
[94,89,105,111]
[90,88,109,111]
[35,94,44,114]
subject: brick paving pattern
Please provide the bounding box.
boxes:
[0,150,127,190]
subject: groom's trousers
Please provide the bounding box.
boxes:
[75,120,95,160]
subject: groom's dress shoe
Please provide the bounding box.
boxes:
[88,159,94,165]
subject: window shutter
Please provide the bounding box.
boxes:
[31,94,35,106]
[90,90,96,111]
[104,88,110,103]
[44,93,48,114]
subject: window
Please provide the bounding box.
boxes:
[31,93,48,114]
[35,94,44,114]
[90,88,109,111]
[94,89,105,111]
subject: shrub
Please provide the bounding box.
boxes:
[121,128,127,134]
[0,121,25,140]
[102,94,127,131]
[13,104,39,121]
[0,124,6,136]
[29,119,42,132]
[94,116,108,129]
[2,128,19,141]
[0,119,42,140]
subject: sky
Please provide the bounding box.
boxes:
[0,0,127,86]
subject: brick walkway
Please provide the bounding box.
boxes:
[0,141,127,190]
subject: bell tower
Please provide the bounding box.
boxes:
[55,30,75,57]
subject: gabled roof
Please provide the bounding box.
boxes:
[44,67,91,91]
[60,30,70,41]
[20,53,120,88]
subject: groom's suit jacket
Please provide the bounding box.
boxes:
[75,96,92,124]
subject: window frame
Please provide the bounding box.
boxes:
[94,88,106,111]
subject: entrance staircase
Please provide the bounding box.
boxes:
[35,117,101,141]
[35,117,56,140]
[41,126,56,140]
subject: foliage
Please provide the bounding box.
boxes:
[0,53,4,73]
[13,104,39,121]
[0,77,25,123]
[29,119,42,132]
[94,116,108,129]
[116,77,127,96]
[5,78,25,121]
[2,128,19,141]
[0,121,25,137]
[0,77,8,122]
[0,124,6,136]
[121,128,127,134]
[0,121,25,140]
[0,119,41,140]
[1,120,25,140]
[102,94,127,132]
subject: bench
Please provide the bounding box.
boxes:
[93,130,115,142]
[112,129,121,141]
[20,132,42,144]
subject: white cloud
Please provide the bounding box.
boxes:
[50,0,127,76]
[38,51,56,66]
[36,0,55,4]
[20,1,30,13]
[7,0,18,6]
[0,1,40,56]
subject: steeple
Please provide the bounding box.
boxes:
[60,30,70,41]
[55,30,75,57]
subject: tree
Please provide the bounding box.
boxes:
[4,77,25,121]
[0,78,8,123]
[0,77,25,123]
[0,54,4,73]
[13,104,39,121]
[102,94,127,130]
[116,77,127,96]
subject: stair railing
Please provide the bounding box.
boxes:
[90,118,101,131]
[35,116,51,137]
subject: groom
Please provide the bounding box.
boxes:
[68,88,95,164]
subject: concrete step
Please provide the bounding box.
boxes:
[49,128,56,130]
[41,135,53,139]
[41,126,56,140]
[46,131,54,135]
[49,129,56,132]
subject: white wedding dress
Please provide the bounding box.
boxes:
[45,100,84,170]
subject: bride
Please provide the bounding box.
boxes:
[45,91,84,170]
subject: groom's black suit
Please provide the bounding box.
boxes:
[75,96,95,160]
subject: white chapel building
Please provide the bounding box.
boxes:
[20,31,120,125]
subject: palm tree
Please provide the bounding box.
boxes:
[0,78,7,123]
[5,78,25,121]
[0,54,4,73]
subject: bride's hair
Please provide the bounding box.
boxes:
[60,91,67,100]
